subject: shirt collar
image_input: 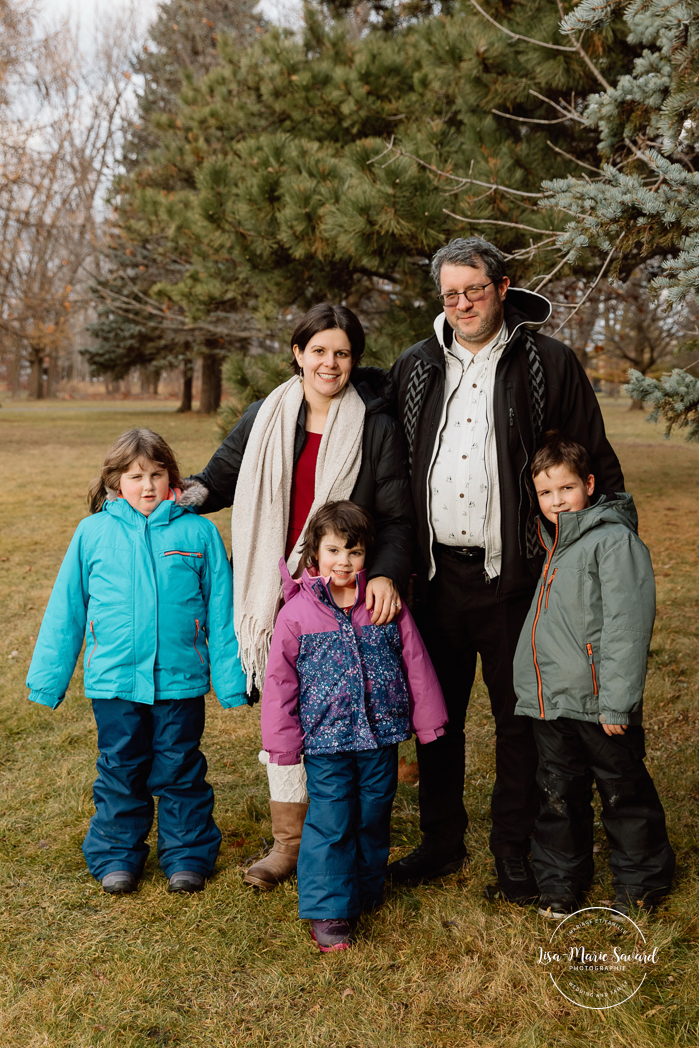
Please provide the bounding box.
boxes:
[451,319,508,364]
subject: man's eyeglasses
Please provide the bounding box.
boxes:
[438,282,493,307]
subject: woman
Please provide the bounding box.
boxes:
[186,303,413,889]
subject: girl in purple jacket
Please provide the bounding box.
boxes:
[261,501,448,952]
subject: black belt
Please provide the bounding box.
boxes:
[436,543,486,562]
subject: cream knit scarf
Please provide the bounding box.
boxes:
[232,376,366,689]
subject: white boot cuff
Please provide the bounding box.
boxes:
[259,750,309,803]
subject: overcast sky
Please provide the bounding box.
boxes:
[44,0,301,44]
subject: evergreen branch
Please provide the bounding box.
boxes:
[491,109,576,126]
[469,0,611,90]
[560,0,620,33]
[366,137,395,165]
[506,236,562,258]
[528,88,571,115]
[92,279,257,338]
[469,0,577,52]
[623,137,659,169]
[533,250,574,292]
[443,210,557,234]
[560,28,612,92]
[624,368,699,442]
[549,239,619,333]
[546,140,603,174]
[379,145,547,198]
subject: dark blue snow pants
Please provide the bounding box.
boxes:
[82,697,221,880]
[297,746,398,919]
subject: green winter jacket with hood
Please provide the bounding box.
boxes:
[513,494,655,727]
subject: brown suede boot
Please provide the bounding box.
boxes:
[243,800,308,890]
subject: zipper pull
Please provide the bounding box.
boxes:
[509,407,514,428]
[586,643,593,663]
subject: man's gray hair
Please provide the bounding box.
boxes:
[430,237,508,289]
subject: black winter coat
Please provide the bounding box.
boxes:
[387,288,624,600]
[188,369,413,591]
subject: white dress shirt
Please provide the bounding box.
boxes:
[427,318,508,579]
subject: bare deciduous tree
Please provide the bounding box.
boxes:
[0,1,137,397]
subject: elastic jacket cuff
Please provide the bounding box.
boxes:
[598,711,632,726]
[28,690,63,710]
[415,726,446,744]
[218,693,249,710]
[268,750,303,766]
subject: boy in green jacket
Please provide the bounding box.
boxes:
[513,432,674,918]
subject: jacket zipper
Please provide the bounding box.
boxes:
[193,619,204,665]
[586,643,598,695]
[545,568,557,610]
[164,550,203,558]
[87,620,97,668]
[531,517,559,718]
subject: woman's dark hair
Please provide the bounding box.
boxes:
[531,430,592,483]
[290,303,365,375]
[87,428,183,514]
[300,500,375,570]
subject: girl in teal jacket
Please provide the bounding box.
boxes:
[27,428,247,895]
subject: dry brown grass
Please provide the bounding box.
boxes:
[0,398,697,1047]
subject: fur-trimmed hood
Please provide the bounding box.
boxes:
[178,479,209,508]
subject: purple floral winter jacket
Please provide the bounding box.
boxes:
[261,560,448,765]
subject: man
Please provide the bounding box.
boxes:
[386,237,624,902]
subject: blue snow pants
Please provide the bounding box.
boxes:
[82,697,221,880]
[297,745,398,919]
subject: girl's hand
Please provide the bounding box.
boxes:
[602,723,627,736]
[365,576,401,625]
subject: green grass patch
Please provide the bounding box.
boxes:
[0,398,697,1046]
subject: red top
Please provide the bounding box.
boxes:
[285,431,322,558]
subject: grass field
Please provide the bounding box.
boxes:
[0,398,697,1048]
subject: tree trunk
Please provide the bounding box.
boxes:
[28,344,45,399]
[629,398,645,411]
[45,352,60,398]
[199,347,223,413]
[176,357,193,413]
[140,366,160,395]
[573,303,599,371]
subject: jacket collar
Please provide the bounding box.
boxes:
[537,493,638,554]
[313,568,367,613]
[102,492,187,528]
[277,557,367,609]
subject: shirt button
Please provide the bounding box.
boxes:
[460,493,465,498]
[462,454,467,459]
[467,418,472,423]
[472,383,477,388]
[462,530,466,535]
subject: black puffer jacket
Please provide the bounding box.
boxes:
[187,369,413,591]
[388,288,624,601]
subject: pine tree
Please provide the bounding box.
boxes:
[123,0,261,171]
[94,0,262,411]
[543,0,699,300]
[123,0,635,372]
[539,0,699,437]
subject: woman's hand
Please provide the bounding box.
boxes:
[365,576,401,625]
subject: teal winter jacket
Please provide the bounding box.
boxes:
[513,494,655,727]
[26,494,247,710]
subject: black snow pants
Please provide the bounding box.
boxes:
[531,718,675,901]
